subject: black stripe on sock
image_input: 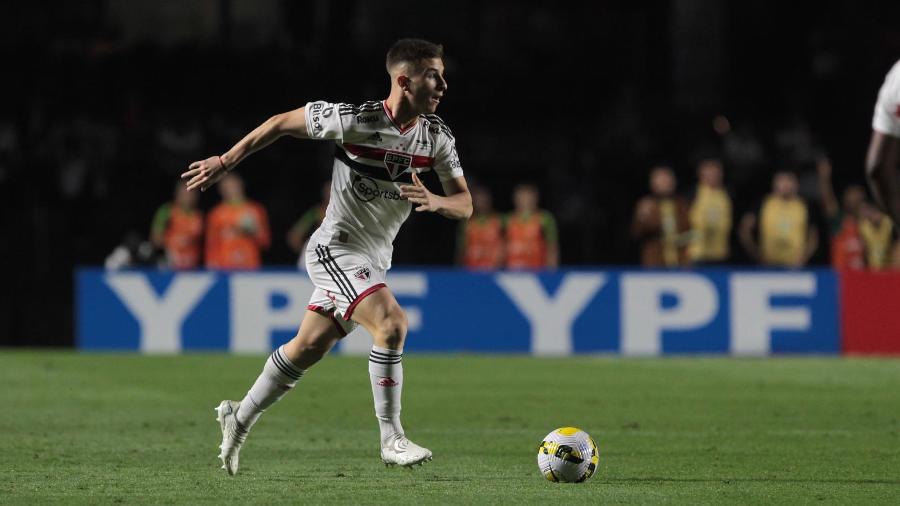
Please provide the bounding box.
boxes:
[275,348,305,379]
[271,350,302,380]
[369,350,402,359]
[368,357,403,365]
[275,348,305,377]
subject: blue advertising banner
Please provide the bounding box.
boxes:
[76,268,840,355]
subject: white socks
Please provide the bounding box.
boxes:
[236,345,305,429]
[368,345,404,445]
[233,344,403,447]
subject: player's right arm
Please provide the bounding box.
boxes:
[184,101,353,192]
[182,107,310,191]
[866,61,900,225]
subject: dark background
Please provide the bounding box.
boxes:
[1,0,899,346]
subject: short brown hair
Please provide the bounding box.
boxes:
[386,38,444,72]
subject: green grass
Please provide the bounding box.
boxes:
[1,352,899,505]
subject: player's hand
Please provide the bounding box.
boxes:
[400,173,441,213]
[181,155,229,192]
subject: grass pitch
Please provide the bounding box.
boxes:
[1,352,899,505]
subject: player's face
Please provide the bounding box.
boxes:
[408,58,447,114]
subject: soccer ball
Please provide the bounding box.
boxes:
[536,427,598,483]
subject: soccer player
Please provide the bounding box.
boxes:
[867,59,900,227]
[150,181,203,269]
[182,39,471,475]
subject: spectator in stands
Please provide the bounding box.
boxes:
[150,181,204,269]
[505,183,559,269]
[631,166,690,267]
[205,173,270,270]
[286,181,330,269]
[858,201,895,270]
[816,157,866,270]
[739,171,818,267]
[687,159,732,265]
[457,185,504,269]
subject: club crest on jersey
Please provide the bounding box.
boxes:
[383,151,412,180]
[353,266,371,281]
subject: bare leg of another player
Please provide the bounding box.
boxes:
[350,287,433,467]
[215,309,346,475]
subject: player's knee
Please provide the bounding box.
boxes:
[289,330,333,358]
[375,310,407,348]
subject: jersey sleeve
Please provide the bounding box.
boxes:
[305,101,353,141]
[433,136,464,182]
[873,61,900,138]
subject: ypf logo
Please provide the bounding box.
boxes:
[384,151,412,180]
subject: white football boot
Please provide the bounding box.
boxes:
[380,435,433,468]
[214,400,248,476]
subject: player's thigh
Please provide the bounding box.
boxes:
[284,309,343,357]
[350,287,407,338]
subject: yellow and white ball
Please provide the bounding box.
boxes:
[536,427,598,483]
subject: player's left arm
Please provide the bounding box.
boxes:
[400,174,473,220]
[400,135,472,220]
[183,105,314,192]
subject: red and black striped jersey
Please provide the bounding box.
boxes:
[304,100,464,270]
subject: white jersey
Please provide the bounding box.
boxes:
[304,100,463,270]
[873,59,900,138]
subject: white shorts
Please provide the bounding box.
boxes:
[305,241,387,336]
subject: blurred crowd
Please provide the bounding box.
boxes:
[630,157,899,271]
[4,0,900,344]
[124,178,562,272]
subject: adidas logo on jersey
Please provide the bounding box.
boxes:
[367,132,383,143]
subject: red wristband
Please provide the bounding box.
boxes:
[218,155,228,172]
